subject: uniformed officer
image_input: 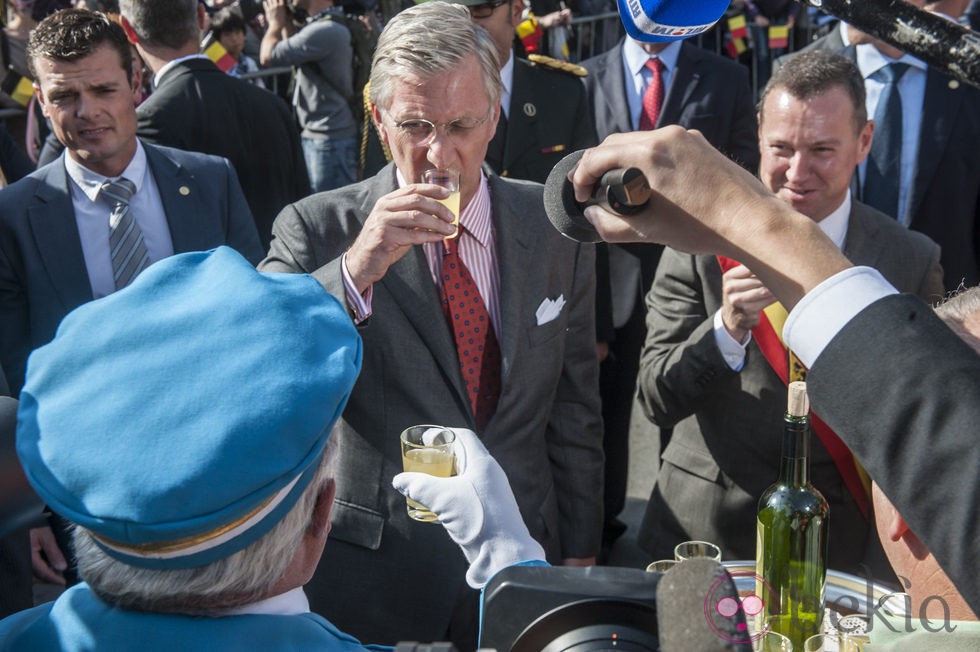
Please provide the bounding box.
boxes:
[0,247,545,651]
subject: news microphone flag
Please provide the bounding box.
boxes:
[617,0,730,43]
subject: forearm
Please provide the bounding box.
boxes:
[572,128,853,312]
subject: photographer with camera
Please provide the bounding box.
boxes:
[260,0,359,192]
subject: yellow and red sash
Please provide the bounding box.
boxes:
[717,256,870,518]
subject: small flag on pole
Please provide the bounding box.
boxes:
[2,72,34,107]
[768,24,790,49]
[202,34,236,73]
[725,36,747,58]
[728,14,747,40]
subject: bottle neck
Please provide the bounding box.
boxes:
[778,415,810,486]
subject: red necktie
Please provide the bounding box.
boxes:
[638,58,665,131]
[440,236,501,430]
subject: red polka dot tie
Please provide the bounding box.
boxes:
[440,236,501,431]
[639,58,665,131]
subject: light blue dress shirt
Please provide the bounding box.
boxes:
[621,39,681,131]
[65,141,173,298]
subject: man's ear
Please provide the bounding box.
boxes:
[119,15,140,45]
[33,83,49,118]
[371,102,389,145]
[311,478,336,539]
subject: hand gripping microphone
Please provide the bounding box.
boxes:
[543,149,652,243]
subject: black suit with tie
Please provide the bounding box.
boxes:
[0,142,263,394]
[136,58,310,248]
[837,45,980,291]
[581,39,759,547]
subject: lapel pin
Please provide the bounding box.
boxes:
[949,79,959,90]
[179,186,191,196]
[523,102,537,117]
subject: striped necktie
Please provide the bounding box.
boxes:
[100,178,150,290]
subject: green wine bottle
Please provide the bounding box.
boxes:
[755,381,829,649]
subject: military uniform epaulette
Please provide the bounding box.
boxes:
[527,53,589,78]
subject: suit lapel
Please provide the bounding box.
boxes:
[659,43,701,128]
[29,159,94,309]
[596,43,633,136]
[906,69,960,223]
[144,143,202,253]
[372,166,468,405]
[490,176,535,383]
[842,202,884,267]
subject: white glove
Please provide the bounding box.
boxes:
[392,427,546,588]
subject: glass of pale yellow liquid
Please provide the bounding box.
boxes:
[422,168,460,239]
[400,425,457,522]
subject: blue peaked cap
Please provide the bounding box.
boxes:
[17,247,362,569]
[618,0,730,43]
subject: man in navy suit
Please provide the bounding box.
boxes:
[0,14,263,595]
[581,37,758,554]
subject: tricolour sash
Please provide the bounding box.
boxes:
[717,256,870,518]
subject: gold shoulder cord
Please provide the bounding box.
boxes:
[527,53,589,78]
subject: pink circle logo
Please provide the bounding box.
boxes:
[703,570,776,645]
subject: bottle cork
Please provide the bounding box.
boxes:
[787,381,809,417]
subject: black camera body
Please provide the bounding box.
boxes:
[480,566,660,652]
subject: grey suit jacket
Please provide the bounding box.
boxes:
[0,142,263,394]
[634,200,944,576]
[809,293,980,617]
[260,164,602,644]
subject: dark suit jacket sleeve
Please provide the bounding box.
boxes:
[634,248,738,428]
[0,242,28,395]
[219,159,264,265]
[807,293,980,615]
[546,240,604,558]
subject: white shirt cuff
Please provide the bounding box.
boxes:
[341,252,373,324]
[713,309,750,371]
[783,266,898,368]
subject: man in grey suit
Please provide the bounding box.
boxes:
[260,3,601,649]
[569,121,980,626]
[634,52,944,580]
[0,9,262,586]
[581,36,758,554]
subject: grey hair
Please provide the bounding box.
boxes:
[118,0,200,50]
[74,435,339,615]
[935,285,980,354]
[368,1,502,113]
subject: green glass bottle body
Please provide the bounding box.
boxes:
[755,390,829,649]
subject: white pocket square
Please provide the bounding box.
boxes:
[535,294,566,326]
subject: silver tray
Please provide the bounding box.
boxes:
[722,560,907,617]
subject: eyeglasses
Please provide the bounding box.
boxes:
[468,0,510,19]
[386,109,493,146]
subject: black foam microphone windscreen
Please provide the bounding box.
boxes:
[543,149,652,243]
[655,558,752,652]
[814,0,979,89]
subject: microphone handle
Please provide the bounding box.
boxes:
[815,0,980,90]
